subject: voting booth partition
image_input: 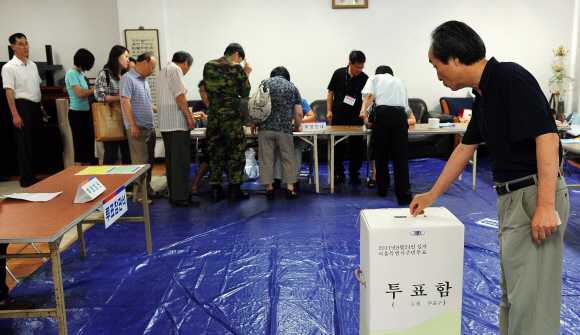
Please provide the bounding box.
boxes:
[357,207,465,335]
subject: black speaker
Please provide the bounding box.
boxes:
[45,45,53,65]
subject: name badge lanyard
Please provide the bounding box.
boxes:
[345,68,361,98]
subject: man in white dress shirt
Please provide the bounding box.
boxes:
[1,33,47,188]
[360,66,413,205]
[155,51,199,207]
[0,33,37,311]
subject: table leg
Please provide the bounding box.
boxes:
[76,224,86,258]
[314,135,319,193]
[141,173,152,254]
[330,135,335,193]
[49,240,68,335]
[472,149,477,190]
[366,134,371,182]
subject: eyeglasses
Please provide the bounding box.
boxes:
[13,42,29,47]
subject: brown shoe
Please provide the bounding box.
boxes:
[0,296,35,310]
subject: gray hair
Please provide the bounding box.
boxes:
[172,51,193,67]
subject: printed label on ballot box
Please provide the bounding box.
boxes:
[103,186,127,228]
[74,176,106,203]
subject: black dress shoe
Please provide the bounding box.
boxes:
[350,176,362,184]
[334,175,346,184]
[19,178,40,188]
[266,190,275,200]
[286,189,298,200]
[228,183,250,203]
[171,200,200,208]
[0,296,35,310]
[211,185,227,203]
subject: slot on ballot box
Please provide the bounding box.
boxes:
[357,207,464,335]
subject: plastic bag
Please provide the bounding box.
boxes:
[244,148,259,181]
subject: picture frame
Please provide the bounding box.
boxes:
[124,29,161,73]
[332,0,368,9]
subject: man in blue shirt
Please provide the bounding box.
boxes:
[120,52,159,204]
[411,21,568,335]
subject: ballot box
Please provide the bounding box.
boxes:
[357,207,464,335]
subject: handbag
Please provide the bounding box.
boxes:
[248,79,271,123]
[92,101,127,142]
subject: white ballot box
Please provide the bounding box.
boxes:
[357,207,464,335]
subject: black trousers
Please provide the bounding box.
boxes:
[333,133,364,179]
[373,106,412,204]
[12,99,43,184]
[103,140,131,165]
[162,131,191,204]
[0,243,8,298]
[68,109,95,163]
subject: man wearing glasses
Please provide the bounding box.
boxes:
[0,33,37,310]
[1,33,47,188]
[119,52,159,205]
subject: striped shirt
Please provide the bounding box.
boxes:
[155,62,188,132]
[119,68,155,129]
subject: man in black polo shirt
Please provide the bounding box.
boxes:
[326,50,369,184]
[411,21,569,335]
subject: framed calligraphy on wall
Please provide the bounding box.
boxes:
[124,29,161,104]
[332,0,368,9]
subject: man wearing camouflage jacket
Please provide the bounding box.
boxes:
[203,43,252,203]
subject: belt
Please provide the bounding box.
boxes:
[493,173,561,196]
[375,105,405,113]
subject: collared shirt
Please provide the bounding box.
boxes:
[65,68,90,110]
[362,73,409,111]
[462,57,561,182]
[258,76,301,134]
[94,68,120,102]
[119,68,155,129]
[327,66,368,125]
[1,56,42,102]
[203,55,251,115]
[155,62,188,132]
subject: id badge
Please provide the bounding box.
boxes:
[343,95,356,106]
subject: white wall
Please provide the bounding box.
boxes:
[154,0,576,112]
[1,0,577,113]
[0,0,121,82]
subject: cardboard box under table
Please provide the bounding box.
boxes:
[357,207,464,335]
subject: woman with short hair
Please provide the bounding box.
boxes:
[65,48,95,166]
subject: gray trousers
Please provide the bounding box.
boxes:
[162,131,191,204]
[274,136,309,180]
[496,174,569,335]
[258,130,296,185]
[126,127,156,201]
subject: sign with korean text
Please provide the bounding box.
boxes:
[74,176,106,203]
[103,186,128,229]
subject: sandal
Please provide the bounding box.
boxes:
[286,189,298,200]
[136,198,154,205]
[367,179,377,188]
[148,191,164,199]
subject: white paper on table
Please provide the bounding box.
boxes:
[5,192,63,202]
[190,131,204,135]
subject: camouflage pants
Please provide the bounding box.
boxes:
[207,110,247,184]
